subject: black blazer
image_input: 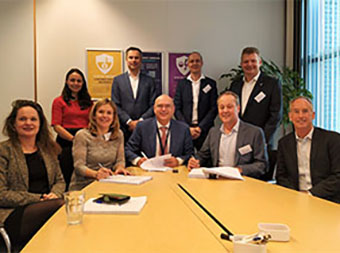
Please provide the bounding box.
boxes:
[276,127,340,203]
[229,73,282,144]
[174,76,217,133]
[111,72,158,128]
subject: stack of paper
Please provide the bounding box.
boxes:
[84,196,147,214]
[99,175,152,185]
[140,154,172,172]
[188,169,209,179]
[188,167,244,180]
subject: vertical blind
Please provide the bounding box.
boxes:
[302,0,340,132]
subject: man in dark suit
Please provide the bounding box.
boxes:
[125,94,194,168]
[188,91,268,179]
[228,47,282,148]
[111,46,158,142]
[276,97,340,203]
[174,52,218,151]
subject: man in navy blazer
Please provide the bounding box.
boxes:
[174,52,218,151]
[125,94,194,167]
[228,47,282,148]
[111,47,158,142]
[276,97,340,203]
[188,91,268,179]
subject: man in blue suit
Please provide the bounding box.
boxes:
[125,94,194,168]
[111,47,158,142]
[174,52,218,151]
[228,47,282,149]
[188,91,268,179]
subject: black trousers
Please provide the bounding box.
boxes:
[56,128,81,191]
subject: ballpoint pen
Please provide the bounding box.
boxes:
[141,152,148,159]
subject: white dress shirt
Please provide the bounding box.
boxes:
[187,74,205,124]
[295,127,314,191]
[218,120,240,167]
[241,71,261,115]
[128,70,140,99]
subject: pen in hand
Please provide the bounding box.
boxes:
[141,152,148,159]
[96,163,113,180]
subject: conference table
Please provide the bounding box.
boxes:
[22,167,340,252]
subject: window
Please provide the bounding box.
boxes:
[301,0,340,132]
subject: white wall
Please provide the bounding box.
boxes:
[0,0,34,141]
[0,0,285,140]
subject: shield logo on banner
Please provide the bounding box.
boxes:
[96,54,114,74]
[176,56,189,76]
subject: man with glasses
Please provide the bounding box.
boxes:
[125,94,193,168]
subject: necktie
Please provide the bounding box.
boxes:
[159,126,168,155]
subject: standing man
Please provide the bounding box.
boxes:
[228,47,282,148]
[174,52,218,151]
[188,91,268,179]
[276,97,340,203]
[111,46,159,142]
[125,94,193,168]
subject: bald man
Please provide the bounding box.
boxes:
[276,96,340,203]
[125,94,193,168]
[174,52,218,151]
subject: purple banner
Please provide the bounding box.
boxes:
[168,52,190,97]
[141,52,162,95]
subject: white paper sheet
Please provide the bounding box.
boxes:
[140,154,172,172]
[188,168,209,179]
[202,167,244,180]
[84,196,147,214]
[99,175,152,185]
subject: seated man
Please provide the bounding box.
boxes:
[125,94,193,167]
[276,97,340,203]
[188,91,268,179]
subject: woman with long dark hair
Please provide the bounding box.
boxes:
[51,68,92,189]
[0,100,65,252]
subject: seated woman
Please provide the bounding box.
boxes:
[69,98,130,191]
[51,68,92,189]
[0,100,65,252]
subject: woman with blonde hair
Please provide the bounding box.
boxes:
[70,98,130,190]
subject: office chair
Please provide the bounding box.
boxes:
[259,150,277,182]
[0,223,11,253]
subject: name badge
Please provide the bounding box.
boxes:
[203,84,212,93]
[254,91,266,103]
[238,144,252,155]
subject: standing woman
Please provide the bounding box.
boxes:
[52,68,92,189]
[70,99,130,191]
[0,100,65,252]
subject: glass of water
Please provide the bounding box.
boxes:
[64,191,85,225]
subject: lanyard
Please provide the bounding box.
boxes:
[156,127,170,155]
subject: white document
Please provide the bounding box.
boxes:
[203,167,244,180]
[99,175,152,185]
[140,154,172,172]
[188,168,209,179]
[84,196,147,214]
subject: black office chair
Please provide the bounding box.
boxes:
[0,223,11,253]
[260,150,277,182]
